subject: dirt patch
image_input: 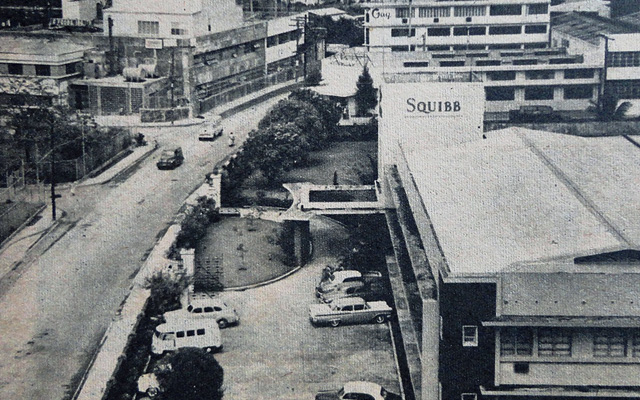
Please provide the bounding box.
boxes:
[195,217,292,288]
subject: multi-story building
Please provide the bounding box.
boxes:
[361,0,551,52]
[378,81,640,400]
[0,36,93,106]
[551,12,640,115]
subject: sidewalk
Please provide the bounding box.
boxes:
[0,143,157,281]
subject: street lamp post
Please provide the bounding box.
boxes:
[49,124,57,221]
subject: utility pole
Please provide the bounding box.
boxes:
[49,123,57,221]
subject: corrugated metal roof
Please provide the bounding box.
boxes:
[552,12,639,44]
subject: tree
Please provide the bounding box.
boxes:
[173,196,220,251]
[155,347,224,400]
[144,270,191,316]
[258,99,325,149]
[288,89,342,136]
[304,69,322,86]
[355,65,377,117]
[597,91,632,121]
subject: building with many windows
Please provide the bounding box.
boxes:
[551,12,640,115]
[361,0,551,52]
[378,81,640,400]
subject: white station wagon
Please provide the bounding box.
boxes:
[309,297,392,327]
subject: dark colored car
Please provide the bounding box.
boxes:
[320,280,389,304]
[315,381,402,400]
[156,147,184,169]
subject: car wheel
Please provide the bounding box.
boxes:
[147,387,159,398]
[374,315,386,324]
[217,319,228,329]
[330,320,340,327]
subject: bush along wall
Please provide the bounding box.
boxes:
[168,196,220,260]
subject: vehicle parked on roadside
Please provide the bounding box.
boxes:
[309,297,392,327]
[198,114,224,141]
[320,280,388,304]
[163,298,239,328]
[156,147,184,169]
[151,318,222,355]
[315,381,401,400]
[316,270,383,297]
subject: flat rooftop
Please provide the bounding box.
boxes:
[402,128,640,277]
[0,35,94,63]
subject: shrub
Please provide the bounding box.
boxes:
[143,270,191,317]
[171,196,219,258]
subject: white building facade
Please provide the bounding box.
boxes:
[362,0,551,52]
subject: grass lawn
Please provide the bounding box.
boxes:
[282,140,377,185]
[195,217,292,288]
[0,201,44,244]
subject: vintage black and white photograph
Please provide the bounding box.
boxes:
[1,0,640,399]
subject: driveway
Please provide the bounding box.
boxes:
[216,215,401,400]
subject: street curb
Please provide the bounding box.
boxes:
[77,142,158,188]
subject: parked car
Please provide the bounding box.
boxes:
[163,298,239,328]
[151,318,222,354]
[156,147,184,169]
[320,280,388,304]
[309,297,392,327]
[509,105,562,122]
[198,114,224,141]
[316,270,383,297]
[315,381,401,400]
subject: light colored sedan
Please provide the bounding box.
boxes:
[315,381,401,400]
[163,298,239,328]
[309,297,392,327]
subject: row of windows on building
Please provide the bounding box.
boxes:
[390,24,547,38]
[194,40,263,66]
[402,58,586,68]
[607,52,640,68]
[3,62,80,77]
[486,69,594,81]
[485,85,594,101]
[394,3,548,19]
[266,30,300,48]
[499,328,640,358]
[387,43,549,52]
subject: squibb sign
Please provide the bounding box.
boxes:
[406,98,461,114]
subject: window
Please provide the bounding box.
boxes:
[453,27,486,36]
[490,5,522,15]
[609,80,640,99]
[563,85,592,99]
[454,6,486,17]
[196,328,205,335]
[171,22,187,36]
[461,394,477,400]
[428,45,450,51]
[138,20,159,35]
[187,330,195,337]
[204,307,214,313]
[353,304,365,311]
[419,7,450,18]
[513,59,537,65]
[550,58,578,64]
[500,328,533,355]
[404,61,430,67]
[391,28,416,37]
[477,60,502,66]
[564,69,593,79]
[214,306,222,312]
[528,3,548,14]
[440,60,465,67]
[428,27,451,37]
[176,331,185,338]
[7,63,22,75]
[632,332,640,357]
[488,71,516,80]
[538,329,571,356]
[489,43,522,50]
[192,307,203,314]
[35,65,51,76]
[489,25,521,35]
[391,45,415,52]
[525,70,554,80]
[608,52,640,67]
[65,62,79,75]
[462,325,478,347]
[396,8,415,18]
[593,330,626,357]
[267,36,277,47]
[525,25,547,34]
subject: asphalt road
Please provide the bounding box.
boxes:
[0,96,284,400]
[216,216,401,400]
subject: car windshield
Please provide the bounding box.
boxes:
[161,150,174,158]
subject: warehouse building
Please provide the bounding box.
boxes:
[379,81,640,400]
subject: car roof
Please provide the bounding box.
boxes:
[333,297,366,307]
[189,298,226,307]
[343,381,382,395]
[155,319,219,332]
[333,270,362,280]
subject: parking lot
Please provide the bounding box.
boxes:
[214,216,401,399]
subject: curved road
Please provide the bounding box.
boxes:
[0,96,285,400]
